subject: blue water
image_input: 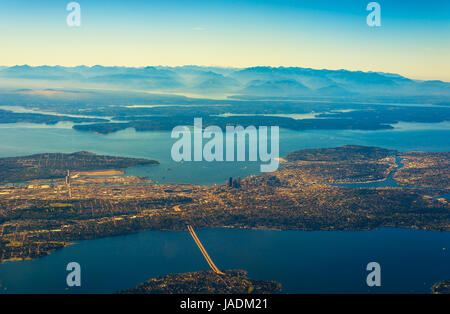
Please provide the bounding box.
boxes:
[0,125,449,185]
[335,157,404,189]
[0,124,449,293]
[0,228,448,294]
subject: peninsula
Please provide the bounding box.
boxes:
[0,145,448,262]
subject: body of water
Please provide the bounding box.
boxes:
[0,125,449,185]
[0,228,448,294]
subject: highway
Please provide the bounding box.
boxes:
[187,225,225,275]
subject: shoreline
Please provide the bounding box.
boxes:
[1,225,448,265]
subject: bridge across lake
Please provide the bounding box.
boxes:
[187,225,225,275]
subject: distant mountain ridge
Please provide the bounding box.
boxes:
[0,65,449,97]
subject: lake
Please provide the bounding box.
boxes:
[0,228,448,294]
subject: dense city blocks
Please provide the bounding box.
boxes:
[1,145,448,263]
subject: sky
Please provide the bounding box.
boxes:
[0,0,449,81]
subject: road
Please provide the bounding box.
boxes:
[187,225,225,275]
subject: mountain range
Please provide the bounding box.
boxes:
[1,65,449,98]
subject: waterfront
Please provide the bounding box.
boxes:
[0,125,449,185]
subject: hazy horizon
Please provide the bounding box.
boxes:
[1,0,449,81]
[1,64,449,84]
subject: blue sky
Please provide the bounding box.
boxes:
[0,0,449,80]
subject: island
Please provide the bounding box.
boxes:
[72,115,393,134]
[0,109,108,125]
[431,280,450,294]
[119,270,282,294]
[70,104,450,135]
